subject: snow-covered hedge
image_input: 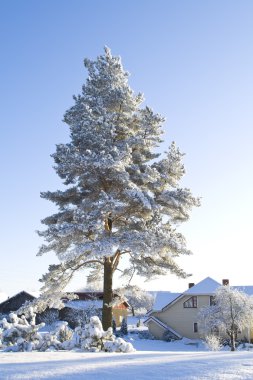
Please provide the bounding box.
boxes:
[204,335,222,351]
[0,310,135,353]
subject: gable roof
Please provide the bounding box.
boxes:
[0,291,36,314]
[152,292,181,311]
[149,277,222,313]
[0,291,36,308]
[184,277,221,295]
[149,277,253,314]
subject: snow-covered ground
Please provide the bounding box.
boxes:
[1,318,253,379]
[1,338,253,380]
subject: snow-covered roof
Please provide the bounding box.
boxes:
[149,278,222,312]
[232,286,253,296]
[0,290,37,306]
[65,300,103,310]
[148,278,253,314]
[152,292,181,311]
[184,277,221,295]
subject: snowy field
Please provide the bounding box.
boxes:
[1,339,253,380]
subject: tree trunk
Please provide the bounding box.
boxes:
[102,257,113,331]
[230,333,236,351]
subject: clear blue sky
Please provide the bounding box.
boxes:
[1,0,253,297]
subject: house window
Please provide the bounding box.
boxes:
[183,296,197,308]
[193,322,198,333]
[210,296,216,306]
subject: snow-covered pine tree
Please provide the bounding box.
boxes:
[37,47,200,330]
[120,317,128,336]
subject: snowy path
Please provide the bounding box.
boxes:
[1,350,253,379]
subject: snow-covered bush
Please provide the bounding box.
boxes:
[0,327,3,348]
[104,337,135,353]
[70,316,135,353]
[58,322,73,342]
[137,330,155,340]
[36,308,59,326]
[162,329,179,342]
[85,316,134,352]
[0,308,45,352]
[60,302,102,329]
[205,334,222,351]
[0,308,73,352]
[0,312,135,353]
[0,313,7,321]
[39,321,73,351]
[238,342,253,351]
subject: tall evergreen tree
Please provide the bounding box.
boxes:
[37,47,200,330]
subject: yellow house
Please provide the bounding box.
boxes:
[145,277,253,341]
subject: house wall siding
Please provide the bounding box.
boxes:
[147,278,253,342]
[148,320,165,340]
[154,295,211,339]
[113,308,128,327]
[152,295,253,341]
